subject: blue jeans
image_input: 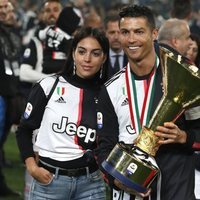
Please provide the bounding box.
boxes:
[29,169,106,200]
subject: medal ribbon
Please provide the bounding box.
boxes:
[125,57,159,134]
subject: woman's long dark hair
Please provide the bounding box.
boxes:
[190,34,200,68]
[60,27,109,84]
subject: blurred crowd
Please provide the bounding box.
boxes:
[0,0,200,199]
[1,0,199,48]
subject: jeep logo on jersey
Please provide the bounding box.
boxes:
[52,117,96,143]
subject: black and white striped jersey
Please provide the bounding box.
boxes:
[17,75,100,163]
[97,64,199,200]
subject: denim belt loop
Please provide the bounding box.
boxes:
[54,168,59,179]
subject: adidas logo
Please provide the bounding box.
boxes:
[55,96,66,103]
[121,98,129,106]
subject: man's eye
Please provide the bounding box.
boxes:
[121,30,129,36]
[136,30,144,34]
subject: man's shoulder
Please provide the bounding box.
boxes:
[105,67,126,88]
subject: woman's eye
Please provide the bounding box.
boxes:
[78,50,85,55]
[92,52,101,57]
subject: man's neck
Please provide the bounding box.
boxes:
[129,51,157,76]
[110,48,123,55]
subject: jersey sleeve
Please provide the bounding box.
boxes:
[21,40,37,68]
[16,81,48,162]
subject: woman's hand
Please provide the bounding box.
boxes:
[114,179,151,197]
[25,157,53,184]
[154,122,187,145]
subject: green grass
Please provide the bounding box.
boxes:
[2,131,25,200]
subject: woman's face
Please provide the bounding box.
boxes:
[186,40,198,63]
[73,36,106,79]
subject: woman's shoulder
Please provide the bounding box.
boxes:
[38,75,66,95]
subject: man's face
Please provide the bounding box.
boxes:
[106,20,122,53]
[4,2,15,25]
[43,1,62,25]
[174,24,192,56]
[119,17,157,63]
[0,0,9,22]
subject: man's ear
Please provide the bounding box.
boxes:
[152,28,158,40]
[171,37,179,49]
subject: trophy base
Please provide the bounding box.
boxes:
[102,143,159,194]
[102,161,147,193]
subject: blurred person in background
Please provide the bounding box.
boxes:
[158,18,192,58]
[0,0,22,161]
[38,6,83,75]
[21,0,39,47]
[186,34,200,68]
[20,0,63,99]
[170,0,200,36]
[84,6,103,29]
[0,0,22,197]
[185,33,200,200]
[104,13,127,79]
[157,17,200,200]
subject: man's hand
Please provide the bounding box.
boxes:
[154,122,187,145]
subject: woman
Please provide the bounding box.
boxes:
[16,27,109,200]
[186,34,200,68]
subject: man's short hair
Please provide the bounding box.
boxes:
[104,14,120,29]
[119,4,156,30]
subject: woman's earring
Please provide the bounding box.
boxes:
[100,66,103,79]
[73,62,76,75]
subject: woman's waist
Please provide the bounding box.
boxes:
[39,151,98,169]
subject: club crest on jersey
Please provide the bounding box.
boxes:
[24,48,31,58]
[97,112,103,129]
[55,87,66,103]
[24,102,33,119]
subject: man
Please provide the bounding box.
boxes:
[19,0,63,98]
[97,4,199,200]
[38,6,82,74]
[158,18,191,57]
[158,18,200,200]
[104,13,127,79]
[170,0,200,36]
[0,0,21,197]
